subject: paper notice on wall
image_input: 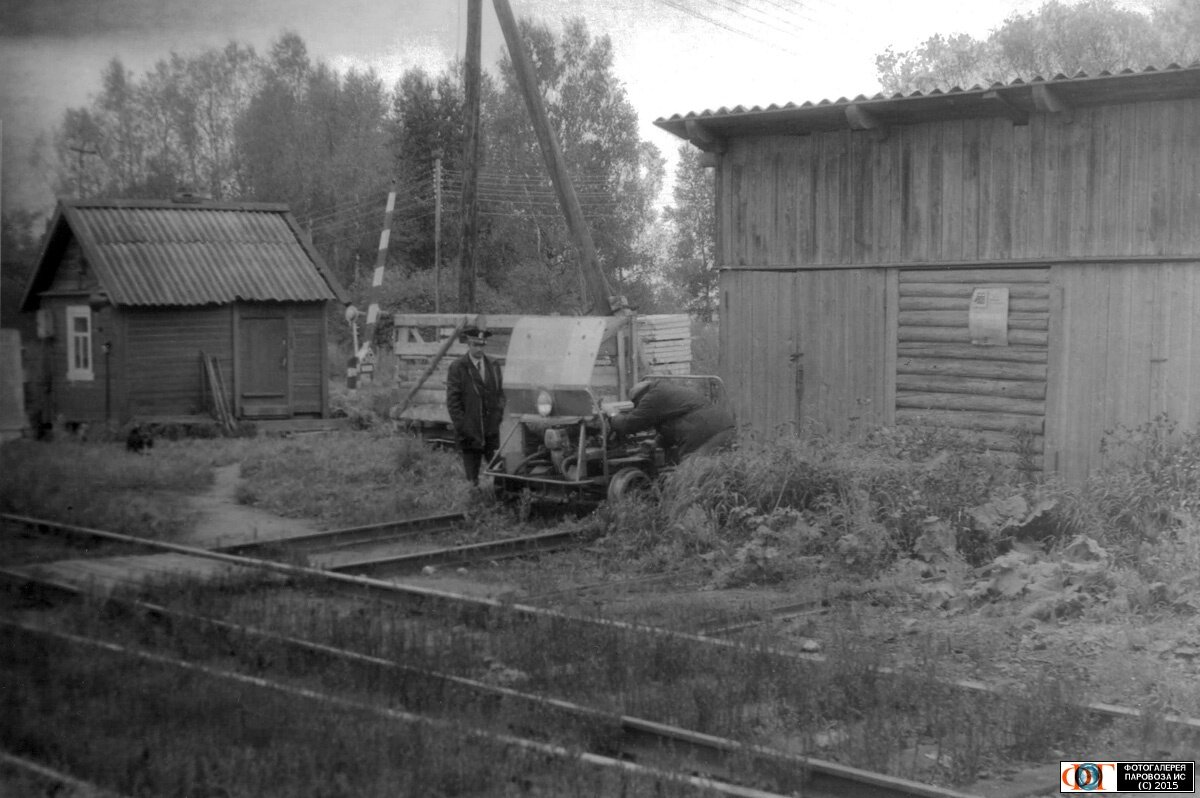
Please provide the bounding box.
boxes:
[968,287,1009,346]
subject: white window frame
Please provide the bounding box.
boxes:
[65,305,94,381]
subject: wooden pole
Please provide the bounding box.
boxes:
[457,0,482,314]
[434,156,443,313]
[491,0,614,316]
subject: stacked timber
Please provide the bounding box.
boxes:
[895,268,1049,466]
[637,314,693,375]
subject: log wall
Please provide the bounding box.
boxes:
[896,268,1049,464]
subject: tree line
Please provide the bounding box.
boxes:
[33,18,708,323]
[877,0,1200,95]
[7,1,1198,330]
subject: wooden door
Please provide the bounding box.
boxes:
[240,311,290,418]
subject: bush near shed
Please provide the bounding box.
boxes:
[583,417,1200,606]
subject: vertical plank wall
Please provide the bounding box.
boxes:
[290,304,327,416]
[797,268,890,438]
[720,270,799,435]
[720,100,1200,268]
[720,268,890,437]
[125,306,233,417]
[1048,262,1200,480]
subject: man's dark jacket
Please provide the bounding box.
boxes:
[609,381,734,461]
[446,353,505,449]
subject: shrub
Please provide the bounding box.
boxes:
[1052,413,1200,556]
[640,426,1026,576]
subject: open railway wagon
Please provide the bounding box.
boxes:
[390,311,693,446]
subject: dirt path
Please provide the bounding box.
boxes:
[184,463,321,549]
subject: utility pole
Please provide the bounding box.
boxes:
[457,0,482,314]
[492,0,614,316]
[434,155,443,313]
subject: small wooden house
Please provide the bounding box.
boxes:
[20,198,348,428]
[656,64,1200,481]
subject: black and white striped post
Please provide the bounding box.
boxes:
[348,184,396,391]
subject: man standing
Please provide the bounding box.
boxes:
[446,326,506,485]
[609,378,735,464]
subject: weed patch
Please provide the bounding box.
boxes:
[236,429,467,526]
[0,439,222,538]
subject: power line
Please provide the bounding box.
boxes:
[652,0,833,56]
[654,0,805,55]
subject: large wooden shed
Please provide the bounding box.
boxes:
[20,198,348,428]
[656,64,1200,481]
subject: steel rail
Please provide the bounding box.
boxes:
[0,750,129,798]
[213,511,467,556]
[327,528,579,576]
[1,619,806,798]
[6,512,1200,740]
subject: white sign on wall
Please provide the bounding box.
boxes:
[969,287,1009,346]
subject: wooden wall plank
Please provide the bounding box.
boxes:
[940,119,964,262]
[897,357,1047,381]
[896,408,1043,433]
[1166,263,1188,421]
[898,343,1047,362]
[1182,265,1200,425]
[896,392,1044,415]
[927,123,943,262]
[884,268,898,426]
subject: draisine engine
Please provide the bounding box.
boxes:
[485,315,663,504]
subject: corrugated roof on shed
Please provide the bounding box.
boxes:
[655,62,1200,143]
[32,199,344,308]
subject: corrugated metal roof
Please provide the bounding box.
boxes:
[60,200,340,307]
[655,62,1200,143]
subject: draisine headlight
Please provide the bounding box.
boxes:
[536,389,554,417]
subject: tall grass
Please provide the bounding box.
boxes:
[131,572,1095,787]
[0,438,236,538]
[0,428,471,537]
[235,429,469,526]
[2,622,701,798]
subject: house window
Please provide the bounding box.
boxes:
[66,305,94,381]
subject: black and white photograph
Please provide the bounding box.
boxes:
[2,0,1199,795]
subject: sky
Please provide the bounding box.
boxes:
[0,0,1051,218]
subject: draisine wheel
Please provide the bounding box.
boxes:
[607,467,651,502]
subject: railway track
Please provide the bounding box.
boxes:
[0,512,993,797]
[4,511,1197,796]
[213,510,467,556]
[6,511,1200,741]
[2,581,978,798]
